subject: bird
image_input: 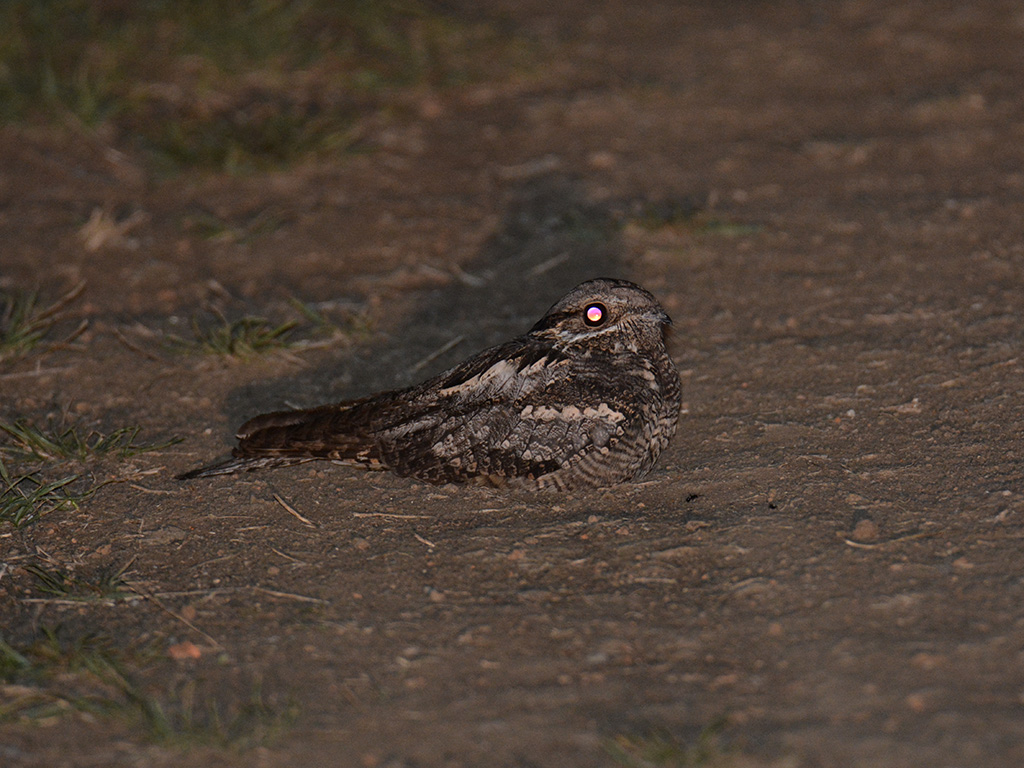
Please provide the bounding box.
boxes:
[177,277,681,490]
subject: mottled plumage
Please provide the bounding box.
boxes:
[178,278,681,489]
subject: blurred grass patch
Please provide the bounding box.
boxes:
[0,0,512,172]
[624,199,762,237]
[605,718,793,768]
[24,559,135,602]
[0,416,182,528]
[166,315,300,358]
[0,628,139,723]
[142,676,298,750]
[0,283,86,362]
[0,419,182,463]
[164,297,372,358]
[183,207,289,244]
[0,626,295,748]
[606,719,735,768]
[0,460,88,528]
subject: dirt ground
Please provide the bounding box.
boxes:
[3,1,1024,766]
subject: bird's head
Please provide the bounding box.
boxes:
[530,278,672,354]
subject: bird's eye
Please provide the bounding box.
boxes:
[583,302,607,327]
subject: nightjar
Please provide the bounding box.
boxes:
[178,278,681,489]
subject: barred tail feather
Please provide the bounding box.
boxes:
[234,403,382,465]
[177,401,384,481]
[176,455,312,480]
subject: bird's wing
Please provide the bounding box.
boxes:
[375,341,645,484]
[226,337,653,486]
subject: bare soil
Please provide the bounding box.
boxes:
[3,1,1024,766]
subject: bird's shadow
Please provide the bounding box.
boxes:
[220,174,675,428]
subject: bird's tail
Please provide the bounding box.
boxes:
[176,455,312,480]
[177,400,382,481]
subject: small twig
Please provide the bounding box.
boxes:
[21,597,128,606]
[152,589,230,599]
[891,531,936,544]
[272,493,317,527]
[413,532,436,548]
[843,531,936,549]
[527,251,570,277]
[451,265,487,287]
[128,484,176,494]
[410,335,465,373]
[126,582,223,649]
[114,327,164,362]
[192,554,236,568]
[352,511,431,520]
[42,281,87,319]
[0,366,77,380]
[47,319,89,351]
[271,547,308,565]
[843,539,878,549]
[253,586,327,604]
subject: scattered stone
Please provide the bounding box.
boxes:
[852,519,880,542]
[167,641,201,661]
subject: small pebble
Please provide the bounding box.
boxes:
[852,518,879,542]
[167,641,201,661]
